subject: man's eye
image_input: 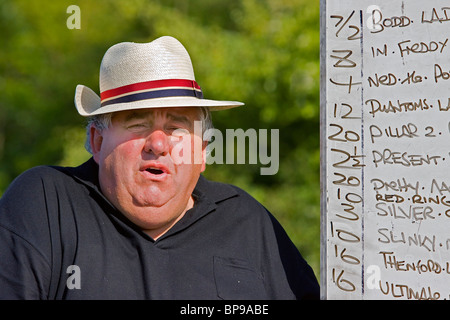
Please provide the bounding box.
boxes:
[170,127,190,137]
[127,123,149,131]
[166,123,188,131]
[167,126,182,131]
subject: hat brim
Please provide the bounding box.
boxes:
[74,85,244,116]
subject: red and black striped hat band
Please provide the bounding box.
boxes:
[100,79,203,107]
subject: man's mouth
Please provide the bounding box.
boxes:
[146,168,164,175]
[140,163,170,180]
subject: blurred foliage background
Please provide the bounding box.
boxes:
[0,0,320,280]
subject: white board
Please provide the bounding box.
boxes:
[321,0,450,299]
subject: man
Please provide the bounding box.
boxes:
[0,36,319,299]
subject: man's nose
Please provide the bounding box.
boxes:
[144,130,170,156]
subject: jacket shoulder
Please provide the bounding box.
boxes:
[0,165,74,248]
[4,165,71,192]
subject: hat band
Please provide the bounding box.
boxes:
[100,79,203,107]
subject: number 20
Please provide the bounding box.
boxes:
[328,124,360,142]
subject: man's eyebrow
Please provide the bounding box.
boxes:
[120,110,194,127]
[167,113,192,126]
[123,111,149,122]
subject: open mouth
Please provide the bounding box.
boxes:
[146,168,164,175]
[140,163,169,180]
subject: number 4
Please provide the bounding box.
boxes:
[329,76,362,94]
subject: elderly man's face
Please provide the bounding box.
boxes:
[90,107,206,239]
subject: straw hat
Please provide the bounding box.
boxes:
[74,36,244,116]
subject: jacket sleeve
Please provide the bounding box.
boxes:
[268,213,320,300]
[0,167,53,299]
[228,183,320,300]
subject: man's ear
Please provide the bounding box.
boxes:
[90,125,103,164]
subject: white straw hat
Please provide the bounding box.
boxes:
[74,36,244,116]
